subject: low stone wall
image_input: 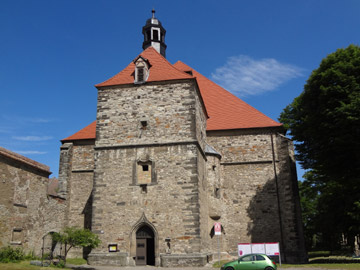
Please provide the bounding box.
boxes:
[87,252,128,266]
[160,253,208,267]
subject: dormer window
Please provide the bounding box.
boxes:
[133,56,150,84]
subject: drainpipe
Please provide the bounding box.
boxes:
[270,134,285,261]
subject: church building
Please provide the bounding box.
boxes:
[58,10,307,267]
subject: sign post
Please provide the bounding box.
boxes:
[214,222,221,265]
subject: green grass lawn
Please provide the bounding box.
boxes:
[279,263,360,269]
[0,261,71,270]
[0,258,87,270]
[66,257,87,265]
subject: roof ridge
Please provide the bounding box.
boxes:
[96,47,192,88]
[65,56,283,141]
[0,146,51,174]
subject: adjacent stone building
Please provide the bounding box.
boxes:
[57,11,307,267]
[0,147,66,257]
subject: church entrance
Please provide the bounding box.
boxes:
[136,225,155,266]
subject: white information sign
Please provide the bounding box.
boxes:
[237,243,252,256]
[238,242,280,257]
[251,243,266,254]
[265,242,280,255]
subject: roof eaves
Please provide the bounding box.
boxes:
[206,124,284,132]
[0,147,51,175]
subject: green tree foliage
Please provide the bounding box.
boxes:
[298,171,320,249]
[52,227,100,264]
[280,45,360,250]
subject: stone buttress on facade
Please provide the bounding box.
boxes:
[57,11,308,267]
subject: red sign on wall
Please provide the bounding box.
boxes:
[214,222,221,235]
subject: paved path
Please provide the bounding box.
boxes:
[67,264,350,270]
[67,265,214,270]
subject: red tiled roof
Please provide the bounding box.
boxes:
[61,121,96,142]
[96,47,192,87]
[63,48,281,141]
[173,61,282,131]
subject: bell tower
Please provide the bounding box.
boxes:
[142,9,167,57]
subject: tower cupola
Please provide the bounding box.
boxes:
[142,9,167,57]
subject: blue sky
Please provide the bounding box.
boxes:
[1,0,359,178]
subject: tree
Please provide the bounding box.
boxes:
[298,171,320,249]
[52,227,100,264]
[280,44,360,251]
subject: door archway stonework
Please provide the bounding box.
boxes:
[130,213,159,266]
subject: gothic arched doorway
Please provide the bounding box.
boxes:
[136,225,155,266]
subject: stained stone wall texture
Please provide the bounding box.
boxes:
[0,149,66,257]
[207,130,307,262]
[89,80,208,265]
[57,80,307,265]
[57,141,95,257]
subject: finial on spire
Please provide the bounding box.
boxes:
[152,8,155,18]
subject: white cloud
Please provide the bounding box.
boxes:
[2,115,54,124]
[13,136,53,141]
[211,55,304,96]
[15,150,47,155]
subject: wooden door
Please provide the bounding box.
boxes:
[136,238,147,265]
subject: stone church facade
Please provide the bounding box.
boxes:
[57,11,307,266]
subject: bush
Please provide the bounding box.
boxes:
[0,246,25,263]
[54,260,66,268]
[24,250,39,260]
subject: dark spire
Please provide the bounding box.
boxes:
[142,9,167,57]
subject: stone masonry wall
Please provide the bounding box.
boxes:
[206,154,225,254]
[207,129,276,164]
[58,141,95,258]
[92,145,202,254]
[58,141,94,229]
[275,135,307,263]
[198,148,209,254]
[91,79,208,264]
[220,162,280,251]
[194,88,207,151]
[0,154,65,257]
[206,130,307,262]
[66,143,94,229]
[96,81,202,147]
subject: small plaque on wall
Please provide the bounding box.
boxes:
[108,244,118,252]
